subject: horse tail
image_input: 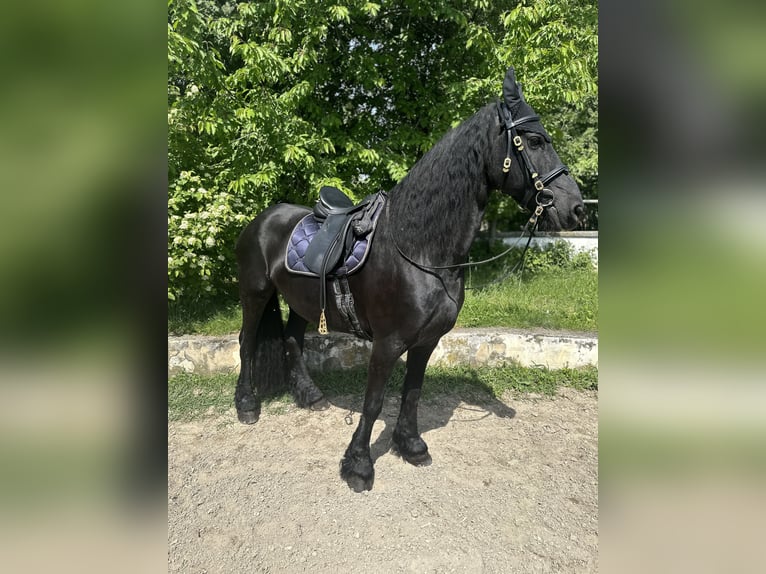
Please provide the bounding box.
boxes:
[252,291,288,397]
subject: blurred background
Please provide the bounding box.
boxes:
[0,1,167,572]
[0,0,763,572]
[600,0,766,572]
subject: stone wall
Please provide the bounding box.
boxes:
[168,328,597,376]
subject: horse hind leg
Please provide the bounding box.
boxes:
[235,289,287,424]
[391,342,438,466]
[284,309,329,410]
[235,290,267,424]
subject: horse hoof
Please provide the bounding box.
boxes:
[291,381,325,409]
[310,398,331,411]
[237,409,260,424]
[340,455,375,492]
[402,451,432,466]
[345,474,373,493]
[392,434,431,466]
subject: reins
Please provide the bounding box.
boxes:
[390,202,544,288]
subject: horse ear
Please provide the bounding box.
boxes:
[502,67,521,108]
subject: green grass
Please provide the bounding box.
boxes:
[168,364,598,422]
[459,268,597,331]
[168,266,597,336]
[168,301,242,336]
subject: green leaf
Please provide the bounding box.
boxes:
[329,5,351,23]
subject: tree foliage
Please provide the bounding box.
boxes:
[168,0,598,306]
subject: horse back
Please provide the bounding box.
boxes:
[236,203,309,257]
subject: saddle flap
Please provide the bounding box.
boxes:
[302,214,351,275]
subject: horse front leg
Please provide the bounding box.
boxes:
[285,309,328,410]
[392,341,438,466]
[340,337,403,492]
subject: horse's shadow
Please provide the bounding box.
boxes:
[313,363,517,463]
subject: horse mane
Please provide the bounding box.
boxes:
[387,103,496,264]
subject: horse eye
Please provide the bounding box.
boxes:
[528,136,544,149]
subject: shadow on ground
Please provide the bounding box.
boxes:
[314,362,517,463]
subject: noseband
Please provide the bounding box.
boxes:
[497,101,569,224]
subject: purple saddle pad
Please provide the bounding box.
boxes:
[285,214,374,276]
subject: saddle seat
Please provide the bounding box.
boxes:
[313,185,355,218]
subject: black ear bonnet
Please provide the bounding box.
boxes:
[502,67,551,142]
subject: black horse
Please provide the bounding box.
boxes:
[234,67,585,491]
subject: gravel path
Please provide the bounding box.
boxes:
[168,388,598,573]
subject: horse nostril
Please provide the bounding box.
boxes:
[574,204,585,219]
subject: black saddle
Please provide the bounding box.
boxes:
[303,186,379,275]
[303,186,386,335]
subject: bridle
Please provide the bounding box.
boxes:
[496,100,569,227]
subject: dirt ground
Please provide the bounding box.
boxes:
[168,388,598,573]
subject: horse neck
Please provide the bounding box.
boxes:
[386,108,492,266]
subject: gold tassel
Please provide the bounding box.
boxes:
[318,310,328,335]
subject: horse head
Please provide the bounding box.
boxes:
[489,67,586,231]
